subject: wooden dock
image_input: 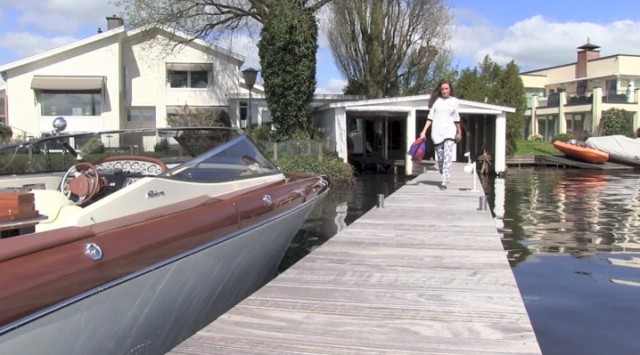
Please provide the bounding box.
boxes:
[169,163,541,354]
[534,154,634,170]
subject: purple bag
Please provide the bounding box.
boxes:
[407,137,426,162]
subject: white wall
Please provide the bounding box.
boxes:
[227,95,270,129]
[123,30,241,127]
[313,107,341,158]
[5,35,122,135]
[3,28,244,138]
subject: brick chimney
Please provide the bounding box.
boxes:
[575,39,600,78]
[106,15,124,30]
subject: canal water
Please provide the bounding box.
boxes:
[492,168,640,355]
[280,169,640,355]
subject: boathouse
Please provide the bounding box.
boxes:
[312,95,515,176]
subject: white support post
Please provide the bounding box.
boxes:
[495,113,507,174]
[558,91,567,134]
[335,108,348,163]
[406,109,417,176]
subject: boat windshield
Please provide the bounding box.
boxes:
[163,133,280,182]
[0,127,279,181]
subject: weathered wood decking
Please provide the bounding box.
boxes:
[534,154,634,170]
[169,163,541,354]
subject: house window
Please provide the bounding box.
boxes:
[190,71,209,88]
[567,114,584,132]
[577,80,587,96]
[606,79,618,96]
[127,107,156,122]
[168,70,210,88]
[0,94,5,124]
[239,101,247,127]
[537,115,557,141]
[40,91,102,116]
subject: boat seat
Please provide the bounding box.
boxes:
[31,189,83,231]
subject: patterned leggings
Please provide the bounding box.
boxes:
[435,140,455,183]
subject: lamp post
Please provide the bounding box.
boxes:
[242,68,258,134]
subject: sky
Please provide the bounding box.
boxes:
[0,0,639,94]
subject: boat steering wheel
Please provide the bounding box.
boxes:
[60,162,102,206]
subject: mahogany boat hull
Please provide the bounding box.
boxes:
[0,125,332,354]
[0,185,326,354]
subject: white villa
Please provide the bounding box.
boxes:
[0,16,260,139]
[0,16,516,176]
[522,41,640,141]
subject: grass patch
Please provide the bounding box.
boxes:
[514,140,560,156]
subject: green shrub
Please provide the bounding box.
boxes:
[275,155,355,187]
[80,138,105,154]
[154,139,170,153]
[251,124,273,142]
[552,133,574,142]
[0,124,12,144]
[601,108,634,136]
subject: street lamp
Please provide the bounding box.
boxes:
[242,67,258,134]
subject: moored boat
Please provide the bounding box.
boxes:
[585,135,640,166]
[0,118,330,354]
[553,140,609,164]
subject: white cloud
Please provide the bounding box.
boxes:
[0,32,77,59]
[316,79,347,95]
[451,11,640,71]
[0,0,120,34]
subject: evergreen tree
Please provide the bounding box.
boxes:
[498,61,527,156]
[455,56,526,156]
[455,68,486,102]
[259,3,317,141]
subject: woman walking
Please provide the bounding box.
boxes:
[419,79,462,190]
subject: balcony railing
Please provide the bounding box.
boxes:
[601,89,637,104]
[527,88,638,108]
[565,93,593,106]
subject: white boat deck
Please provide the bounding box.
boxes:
[169,162,541,354]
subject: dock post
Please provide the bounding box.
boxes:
[478,196,488,211]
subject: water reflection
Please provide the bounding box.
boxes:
[487,169,640,355]
[494,170,640,262]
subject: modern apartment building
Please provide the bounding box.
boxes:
[521,41,640,140]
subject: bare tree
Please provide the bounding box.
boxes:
[326,0,453,98]
[117,0,332,39]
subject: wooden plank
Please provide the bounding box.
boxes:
[169,163,541,354]
[535,154,633,170]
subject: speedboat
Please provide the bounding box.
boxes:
[586,135,640,166]
[0,118,329,354]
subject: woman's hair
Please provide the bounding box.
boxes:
[428,79,455,108]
